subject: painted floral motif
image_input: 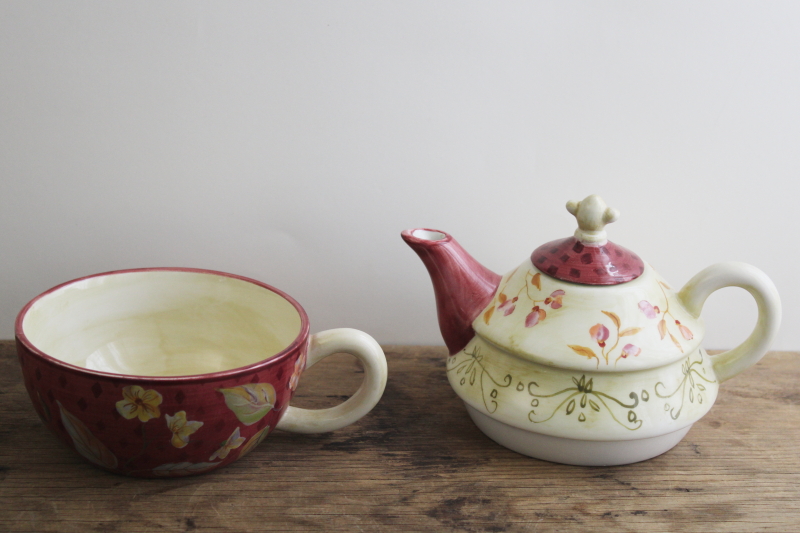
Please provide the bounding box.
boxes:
[165,411,204,448]
[217,383,276,425]
[589,323,610,347]
[528,375,644,430]
[639,281,694,352]
[114,386,165,470]
[620,344,641,359]
[289,351,307,391]
[655,350,715,420]
[238,425,271,458]
[638,300,659,319]
[57,401,119,469]
[545,290,565,309]
[210,427,246,461]
[497,294,517,316]
[483,271,566,328]
[116,386,163,422]
[569,311,643,367]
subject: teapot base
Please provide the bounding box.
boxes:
[465,404,691,466]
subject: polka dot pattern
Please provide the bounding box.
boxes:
[531,237,645,285]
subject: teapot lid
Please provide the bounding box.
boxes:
[531,195,644,285]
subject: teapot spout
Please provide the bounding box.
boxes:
[402,229,501,354]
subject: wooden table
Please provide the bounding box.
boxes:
[0,341,797,532]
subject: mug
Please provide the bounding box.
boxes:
[15,268,388,477]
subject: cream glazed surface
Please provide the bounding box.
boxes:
[447,334,718,442]
[473,261,703,372]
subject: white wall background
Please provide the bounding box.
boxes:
[1,1,798,350]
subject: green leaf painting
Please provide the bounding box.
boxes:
[217,383,276,425]
[57,401,118,469]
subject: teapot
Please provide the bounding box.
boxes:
[402,195,781,465]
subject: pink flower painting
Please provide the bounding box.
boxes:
[620,344,641,359]
[589,324,610,348]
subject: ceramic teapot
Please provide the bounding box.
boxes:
[402,195,781,466]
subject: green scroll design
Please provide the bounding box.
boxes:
[654,350,716,420]
[446,347,512,414]
[527,375,644,430]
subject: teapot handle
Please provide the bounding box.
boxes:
[678,262,781,383]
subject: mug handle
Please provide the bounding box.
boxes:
[275,328,388,433]
[678,262,781,383]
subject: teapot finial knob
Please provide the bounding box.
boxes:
[566,195,620,245]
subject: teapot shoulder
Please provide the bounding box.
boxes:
[472,260,705,372]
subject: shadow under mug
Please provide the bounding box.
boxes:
[15,268,388,477]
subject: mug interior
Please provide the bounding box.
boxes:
[20,270,304,377]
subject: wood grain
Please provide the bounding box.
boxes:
[0,340,797,532]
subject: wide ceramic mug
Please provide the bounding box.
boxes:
[15,268,388,477]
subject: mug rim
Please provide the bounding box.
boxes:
[15,267,311,383]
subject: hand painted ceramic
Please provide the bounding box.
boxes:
[15,268,388,477]
[403,195,781,466]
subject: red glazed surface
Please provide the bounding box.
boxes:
[531,237,645,285]
[15,268,310,478]
[402,229,501,355]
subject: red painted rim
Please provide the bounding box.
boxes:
[15,267,311,383]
